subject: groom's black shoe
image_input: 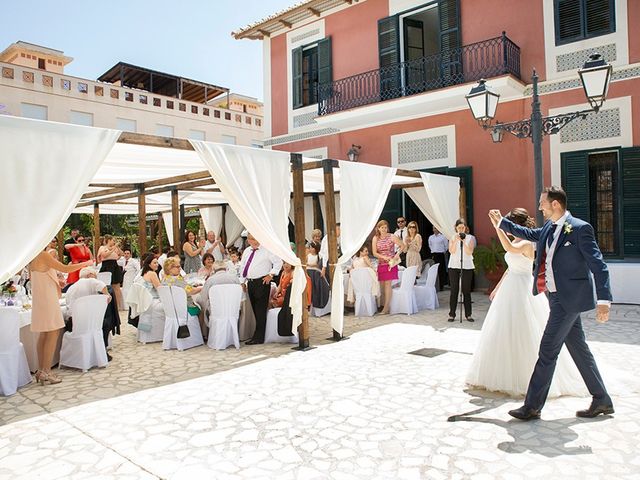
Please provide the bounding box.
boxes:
[508,405,540,421]
[576,401,614,418]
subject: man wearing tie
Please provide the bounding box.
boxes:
[394,217,408,267]
[240,233,283,345]
[490,186,613,421]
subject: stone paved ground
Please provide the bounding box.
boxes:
[1,292,639,479]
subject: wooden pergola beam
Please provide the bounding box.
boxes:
[144,170,211,188]
[308,7,321,16]
[258,29,271,38]
[279,19,292,28]
[117,132,194,151]
[82,186,137,201]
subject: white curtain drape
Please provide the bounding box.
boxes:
[200,206,223,236]
[162,212,174,248]
[0,116,120,284]
[319,193,341,229]
[190,141,305,333]
[289,196,315,241]
[330,161,396,334]
[404,172,460,238]
[224,207,244,248]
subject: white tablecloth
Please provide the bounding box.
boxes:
[18,306,66,372]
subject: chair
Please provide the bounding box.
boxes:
[389,266,418,315]
[350,269,377,317]
[157,286,203,351]
[97,272,112,285]
[59,295,109,372]
[0,308,32,395]
[415,263,440,311]
[415,262,430,286]
[127,283,165,344]
[265,308,298,344]
[208,284,242,350]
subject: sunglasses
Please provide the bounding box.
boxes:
[77,239,85,242]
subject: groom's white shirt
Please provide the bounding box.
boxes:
[545,210,570,293]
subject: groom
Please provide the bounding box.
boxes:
[489,186,613,421]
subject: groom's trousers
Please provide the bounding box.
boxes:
[525,293,610,410]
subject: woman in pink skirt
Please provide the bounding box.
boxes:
[372,219,406,314]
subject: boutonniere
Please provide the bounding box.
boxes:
[563,222,573,235]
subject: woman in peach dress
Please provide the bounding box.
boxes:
[29,249,93,385]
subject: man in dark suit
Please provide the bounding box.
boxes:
[490,186,613,421]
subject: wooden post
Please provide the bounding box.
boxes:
[93,204,100,258]
[291,153,311,350]
[171,189,180,253]
[138,185,147,254]
[179,204,186,251]
[157,212,164,254]
[312,193,323,231]
[56,229,65,262]
[322,159,341,341]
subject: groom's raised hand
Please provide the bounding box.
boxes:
[596,304,610,323]
[488,210,502,228]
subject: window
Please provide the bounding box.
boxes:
[554,0,615,46]
[20,103,47,120]
[69,111,93,126]
[38,58,45,70]
[292,37,332,109]
[156,124,174,137]
[220,135,236,145]
[188,130,206,141]
[562,148,640,258]
[116,118,137,133]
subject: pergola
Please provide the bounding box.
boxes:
[72,131,429,348]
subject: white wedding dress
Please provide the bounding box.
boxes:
[466,250,588,398]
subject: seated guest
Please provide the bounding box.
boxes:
[198,253,215,280]
[130,255,164,329]
[225,249,241,277]
[162,258,204,335]
[65,267,116,360]
[347,245,380,302]
[270,262,312,309]
[159,251,186,281]
[197,261,240,320]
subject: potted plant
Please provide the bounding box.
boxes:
[473,238,506,294]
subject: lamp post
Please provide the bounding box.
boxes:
[347,144,361,162]
[466,53,613,225]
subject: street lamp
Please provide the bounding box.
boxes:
[466,53,613,225]
[347,144,361,162]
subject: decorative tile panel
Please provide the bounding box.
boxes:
[95,86,104,96]
[110,88,119,99]
[22,71,34,83]
[265,128,340,146]
[2,67,14,79]
[556,44,617,72]
[397,135,448,165]
[61,79,71,90]
[560,108,620,143]
[293,112,318,128]
[42,75,53,87]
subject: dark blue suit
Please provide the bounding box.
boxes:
[500,213,612,410]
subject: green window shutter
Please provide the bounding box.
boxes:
[378,14,400,100]
[585,0,615,37]
[555,0,583,44]
[620,147,640,257]
[292,46,303,109]
[317,37,332,87]
[561,151,590,222]
[439,0,462,84]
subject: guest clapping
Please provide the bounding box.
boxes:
[183,231,204,274]
[405,221,422,278]
[97,235,124,307]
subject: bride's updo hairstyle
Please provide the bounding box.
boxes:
[506,208,536,228]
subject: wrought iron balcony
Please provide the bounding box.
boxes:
[318,33,520,116]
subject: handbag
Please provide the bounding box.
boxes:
[169,286,191,339]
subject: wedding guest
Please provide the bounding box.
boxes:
[29,249,93,385]
[198,253,215,280]
[310,229,322,246]
[137,255,161,299]
[448,218,475,322]
[240,233,282,345]
[197,260,240,319]
[183,231,204,274]
[405,221,423,278]
[428,226,449,291]
[47,239,66,289]
[394,217,408,267]
[97,235,124,307]
[120,248,140,302]
[226,249,241,277]
[306,242,321,271]
[162,258,204,335]
[373,220,406,315]
[347,245,380,302]
[159,251,186,281]
[64,233,93,288]
[63,228,79,263]
[306,241,330,312]
[204,231,225,262]
[271,262,312,308]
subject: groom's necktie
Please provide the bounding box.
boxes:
[537,224,558,294]
[546,223,558,249]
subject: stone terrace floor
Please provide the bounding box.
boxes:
[1,292,639,479]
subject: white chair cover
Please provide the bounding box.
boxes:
[207,284,242,350]
[97,272,112,285]
[389,266,418,315]
[415,263,440,311]
[265,308,298,344]
[127,282,166,344]
[59,295,109,372]
[350,269,377,317]
[415,262,430,286]
[121,268,138,303]
[0,308,32,396]
[157,286,203,351]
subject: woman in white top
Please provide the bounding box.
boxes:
[448,218,475,322]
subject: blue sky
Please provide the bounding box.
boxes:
[1,0,295,100]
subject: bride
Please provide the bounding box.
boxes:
[465,208,587,398]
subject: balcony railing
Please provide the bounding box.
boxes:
[318,33,520,116]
